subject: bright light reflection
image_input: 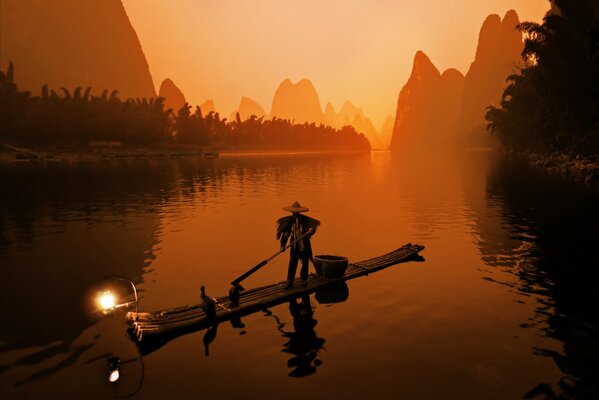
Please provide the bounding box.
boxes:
[109,369,120,383]
[99,291,116,310]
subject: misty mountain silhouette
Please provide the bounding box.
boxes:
[270,78,327,124]
[458,10,523,133]
[0,0,155,99]
[269,78,384,147]
[351,113,381,148]
[230,96,266,121]
[390,51,464,150]
[379,115,394,145]
[324,102,337,127]
[325,101,384,148]
[159,78,186,115]
[200,100,216,115]
[390,10,523,151]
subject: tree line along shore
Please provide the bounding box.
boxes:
[484,0,598,184]
[0,63,371,161]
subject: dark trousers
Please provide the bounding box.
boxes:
[288,249,310,282]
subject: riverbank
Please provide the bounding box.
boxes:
[0,143,373,163]
[0,143,219,163]
[521,151,599,186]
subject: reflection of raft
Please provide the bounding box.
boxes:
[127,243,424,353]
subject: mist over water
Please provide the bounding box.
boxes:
[0,150,597,399]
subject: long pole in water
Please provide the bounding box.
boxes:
[230,228,314,287]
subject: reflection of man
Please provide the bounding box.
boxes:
[282,296,325,377]
[276,202,320,289]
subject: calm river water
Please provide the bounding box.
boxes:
[0,150,597,399]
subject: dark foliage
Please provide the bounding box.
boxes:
[0,63,172,146]
[485,0,599,155]
[174,104,370,151]
[0,64,370,151]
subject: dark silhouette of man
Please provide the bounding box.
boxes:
[276,201,320,289]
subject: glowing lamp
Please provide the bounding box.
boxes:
[94,275,139,319]
[98,291,116,311]
[108,357,120,383]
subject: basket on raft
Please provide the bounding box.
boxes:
[313,255,349,279]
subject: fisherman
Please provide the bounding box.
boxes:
[276,201,320,289]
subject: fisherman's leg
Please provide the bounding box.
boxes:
[300,253,310,281]
[287,251,299,286]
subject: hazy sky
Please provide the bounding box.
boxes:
[123,0,549,127]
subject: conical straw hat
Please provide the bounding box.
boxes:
[283,201,309,213]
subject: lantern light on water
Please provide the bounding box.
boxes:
[108,357,120,383]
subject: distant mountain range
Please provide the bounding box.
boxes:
[158,77,389,148]
[0,0,155,99]
[390,10,524,151]
[268,79,388,148]
[230,97,266,121]
[159,79,186,114]
[2,2,523,151]
[199,100,216,115]
[270,79,327,125]
[324,101,384,148]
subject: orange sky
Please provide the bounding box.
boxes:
[123,0,549,127]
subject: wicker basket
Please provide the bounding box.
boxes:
[313,255,348,279]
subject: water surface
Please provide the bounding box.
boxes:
[1,151,597,399]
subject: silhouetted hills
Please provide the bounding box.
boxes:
[391,10,523,151]
[324,100,383,147]
[230,97,266,121]
[337,101,363,127]
[159,79,186,115]
[324,102,337,126]
[0,0,156,99]
[391,51,431,147]
[379,116,394,146]
[439,68,466,133]
[268,78,384,147]
[270,78,327,124]
[200,100,216,115]
[458,10,523,133]
[390,51,464,150]
[351,113,381,148]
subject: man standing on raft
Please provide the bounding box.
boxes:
[277,201,320,289]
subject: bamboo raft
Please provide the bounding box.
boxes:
[126,243,424,354]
